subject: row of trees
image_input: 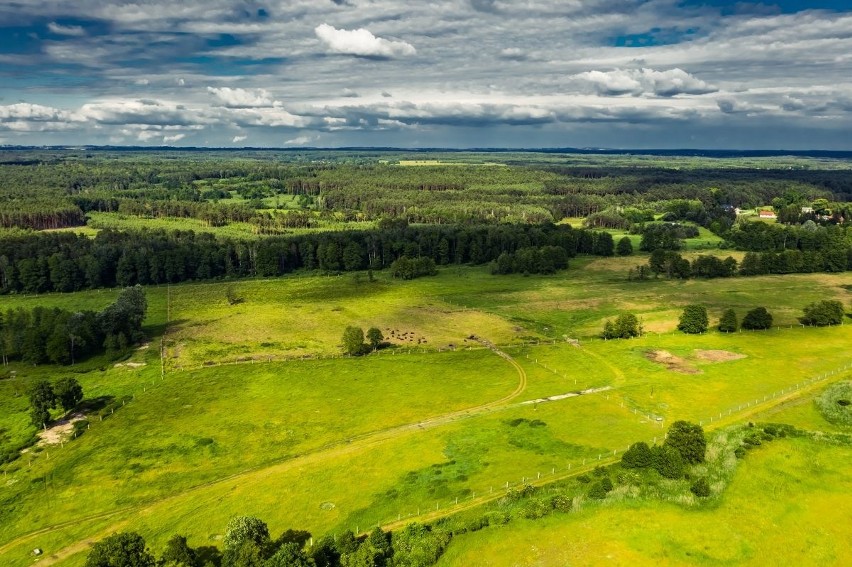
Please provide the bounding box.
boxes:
[86,515,450,567]
[638,247,852,281]
[607,301,845,338]
[0,224,617,294]
[341,327,385,356]
[0,286,147,366]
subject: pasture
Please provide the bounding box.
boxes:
[0,258,850,566]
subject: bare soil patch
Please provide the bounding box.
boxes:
[694,349,747,363]
[645,350,700,374]
[37,413,86,446]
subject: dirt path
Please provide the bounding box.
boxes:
[1,340,528,564]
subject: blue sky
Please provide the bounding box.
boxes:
[1,0,852,148]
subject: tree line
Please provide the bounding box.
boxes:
[0,224,615,294]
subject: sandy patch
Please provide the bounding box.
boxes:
[645,350,700,374]
[37,413,86,446]
[694,350,747,363]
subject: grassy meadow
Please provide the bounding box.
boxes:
[0,254,850,566]
[437,434,852,566]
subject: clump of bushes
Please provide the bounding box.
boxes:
[602,313,642,339]
[690,477,711,498]
[800,300,846,326]
[742,307,772,330]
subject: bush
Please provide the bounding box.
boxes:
[690,477,711,498]
[814,381,852,426]
[621,441,654,469]
[85,532,156,567]
[664,421,706,464]
[521,498,551,519]
[600,477,613,492]
[576,474,591,484]
[588,482,608,499]
[651,445,685,479]
[616,471,641,485]
[718,308,738,333]
[800,300,845,326]
[593,465,608,477]
[390,256,438,280]
[742,307,773,330]
[616,236,634,256]
[550,494,573,512]
[734,447,747,459]
[678,305,708,334]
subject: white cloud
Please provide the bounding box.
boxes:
[232,135,248,143]
[47,22,85,36]
[163,133,185,143]
[575,68,716,97]
[314,23,416,58]
[285,134,318,145]
[208,87,275,108]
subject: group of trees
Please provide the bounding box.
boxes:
[86,515,451,567]
[0,286,147,366]
[341,326,385,356]
[638,247,852,282]
[601,313,642,339]
[621,421,706,482]
[639,223,699,252]
[490,245,571,275]
[0,223,617,294]
[680,301,847,334]
[27,377,83,428]
[389,257,437,280]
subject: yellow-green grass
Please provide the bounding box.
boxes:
[0,260,850,565]
[438,436,852,566]
[0,350,517,545]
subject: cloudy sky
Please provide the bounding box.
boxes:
[1,0,851,148]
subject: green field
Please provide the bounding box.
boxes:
[438,435,852,566]
[0,257,850,566]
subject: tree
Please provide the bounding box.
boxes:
[616,236,633,256]
[678,305,708,334]
[621,441,654,468]
[85,532,156,567]
[55,377,83,413]
[718,309,738,333]
[341,326,366,356]
[800,300,845,326]
[602,313,641,339]
[224,516,271,550]
[366,327,384,351]
[742,307,772,330]
[28,379,56,428]
[159,534,198,567]
[265,542,313,567]
[651,445,685,479]
[664,420,706,464]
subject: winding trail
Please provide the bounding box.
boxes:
[0,340,527,565]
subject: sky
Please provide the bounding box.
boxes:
[1,0,852,149]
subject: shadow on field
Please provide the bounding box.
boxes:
[77,395,115,413]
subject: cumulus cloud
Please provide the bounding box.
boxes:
[285,134,318,145]
[232,135,248,143]
[207,87,275,108]
[163,133,185,143]
[314,23,416,58]
[575,68,717,97]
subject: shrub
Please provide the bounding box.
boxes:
[718,308,738,332]
[600,477,613,492]
[678,305,708,334]
[588,482,608,499]
[576,474,591,483]
[664,421,706,464]
[734,447,747,459]
[742,307,773,330]
[550,494,573,512]
[616,236,634,256]
[621,441,654,469]
[690,477,711,498]
[521,498,551,519]
[651,445,685,479]
[815,381,852,426]
[800,300,845,326]
[616,471,641,485]
[593,465,608,477]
